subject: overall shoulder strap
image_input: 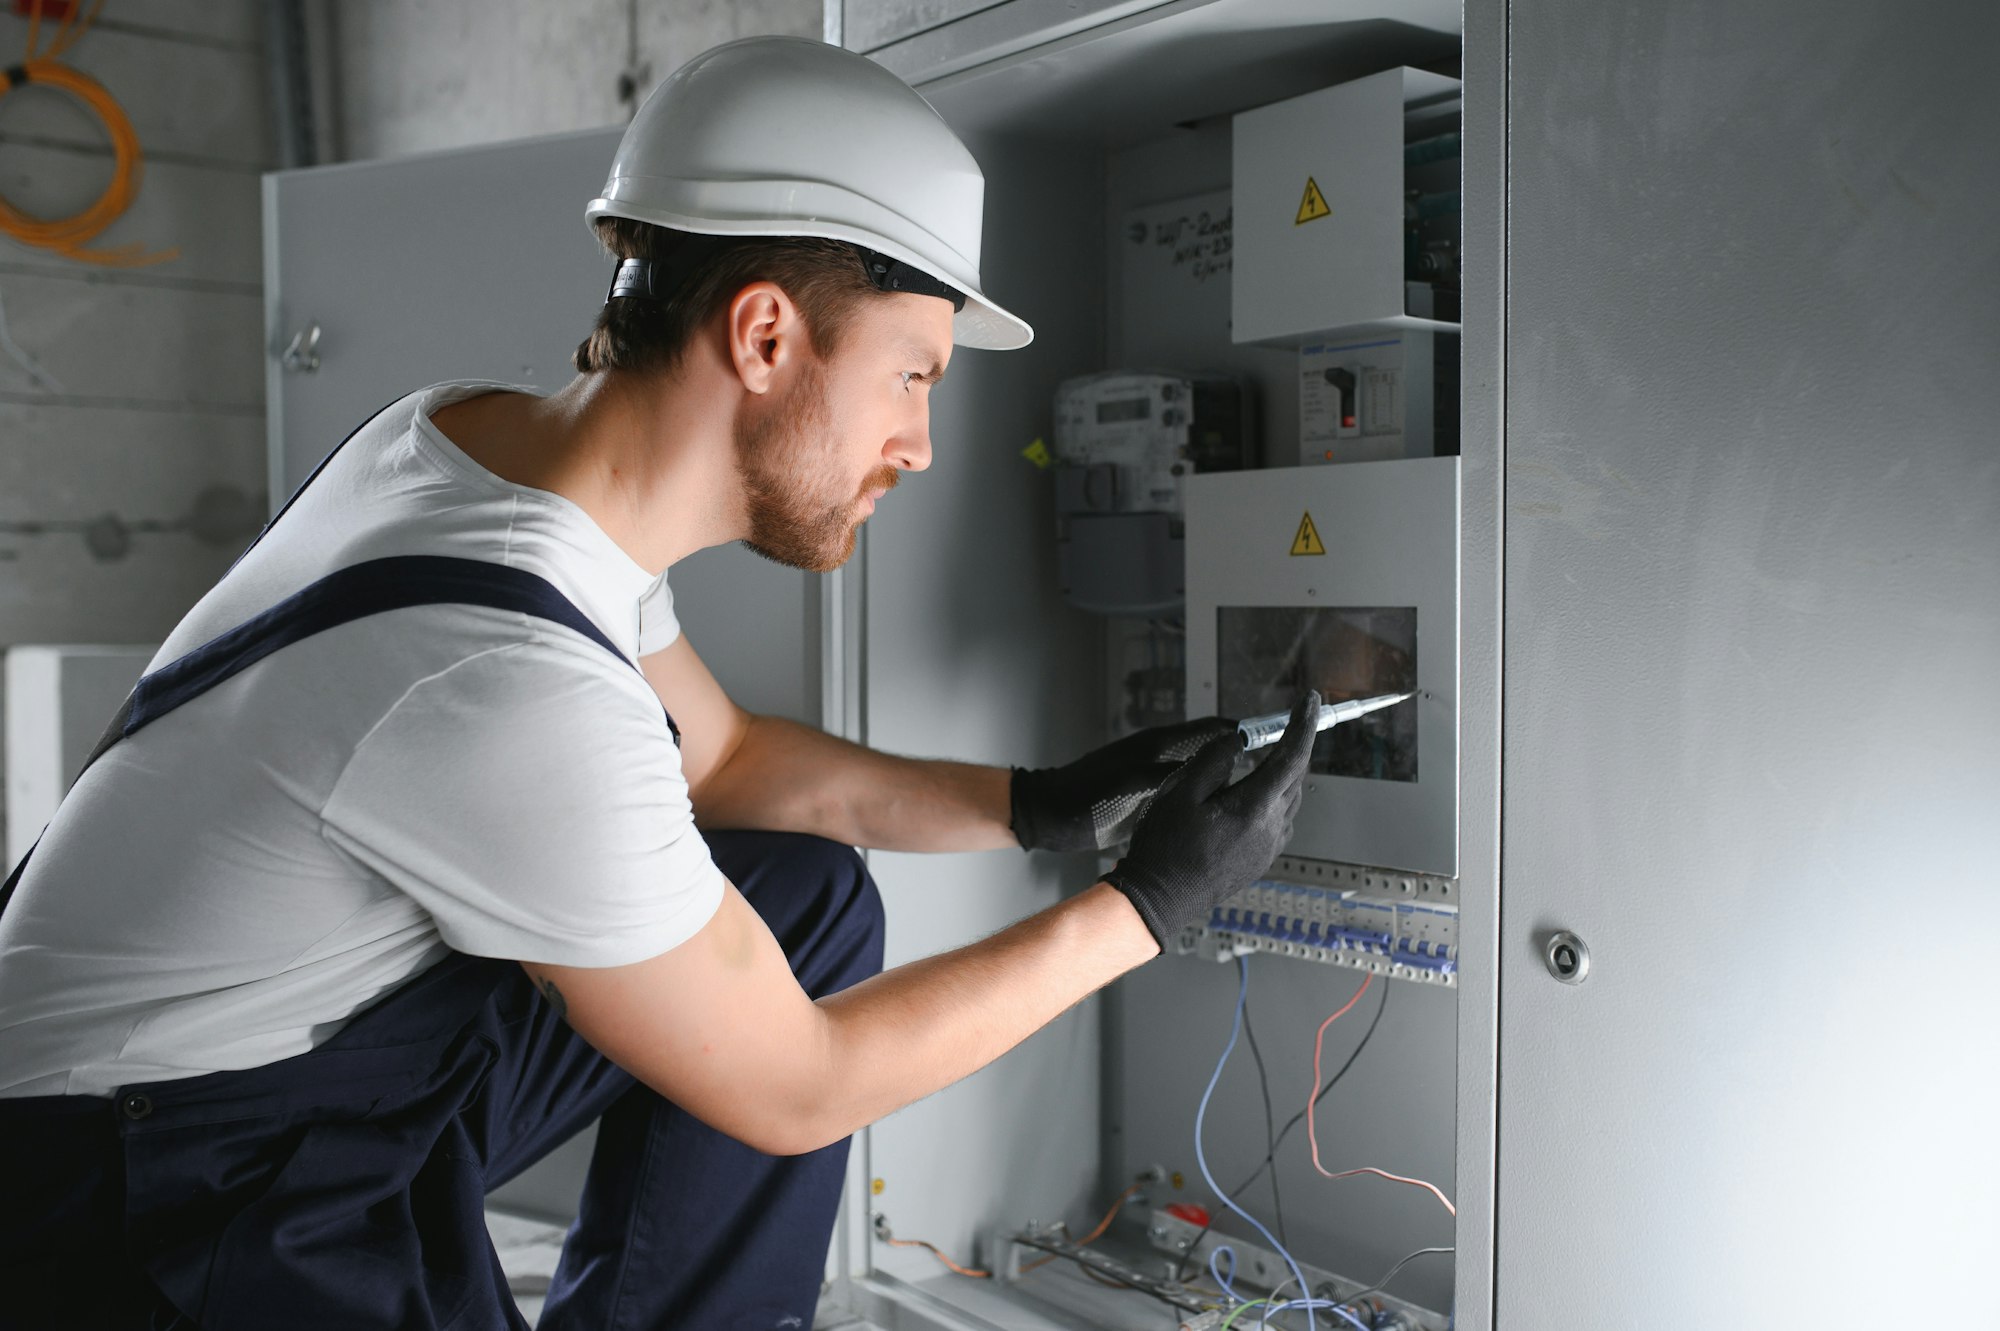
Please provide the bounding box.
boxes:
[0,555,646,917]
[124,554,627,741]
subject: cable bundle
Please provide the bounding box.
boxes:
[0,0,177,266]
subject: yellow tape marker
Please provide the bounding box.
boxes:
[1021,437,1052,469]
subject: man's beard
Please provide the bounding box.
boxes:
[734,361,896,573]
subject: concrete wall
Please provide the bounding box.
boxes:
[327,0,821,162]
[0,0,825,851]
[0,1,272,851]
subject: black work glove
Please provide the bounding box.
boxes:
[1009,715,1241,853]
[1102,691,1319,951]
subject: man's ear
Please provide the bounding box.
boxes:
[726,281,800,395]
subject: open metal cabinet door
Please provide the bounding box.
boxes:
[262,129,826,1221]
[1495,0,2000,1326]
[261,130,823,731]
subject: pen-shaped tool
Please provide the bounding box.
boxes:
[1237,692,1415,751]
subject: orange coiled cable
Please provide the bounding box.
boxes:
[0,0,177,267]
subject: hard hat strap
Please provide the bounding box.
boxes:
[853,246,967,312]
[606,233,737,305]
[605,240,965,313]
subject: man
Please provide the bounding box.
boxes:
[0,37,1314,1330]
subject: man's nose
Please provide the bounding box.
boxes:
[888,419,932,473]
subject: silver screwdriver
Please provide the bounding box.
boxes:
[1237,692,1415,751]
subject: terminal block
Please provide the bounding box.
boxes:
[1174,854,1458,986]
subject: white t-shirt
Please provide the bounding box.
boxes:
[0,382,725,1098]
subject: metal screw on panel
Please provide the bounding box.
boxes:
[1545,931,1590,984]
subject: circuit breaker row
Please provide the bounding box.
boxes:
[1176,863,1459,986]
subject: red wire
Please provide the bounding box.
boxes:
[1305,971,1459,1218]
[1305,971,1373,1169]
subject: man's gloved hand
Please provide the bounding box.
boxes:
[1009,715,1241,853]
[1102,691,1319,951]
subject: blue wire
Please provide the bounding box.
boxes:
[1260,1300,1371,1331]
[1196,954,1317,1331]
[1209,1244,1241,1301]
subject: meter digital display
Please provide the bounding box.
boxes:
[1094,397,1152,424]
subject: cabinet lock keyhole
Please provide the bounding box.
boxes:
[1545,931,1590,984]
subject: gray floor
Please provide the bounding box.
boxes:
[486,1208,567,1325]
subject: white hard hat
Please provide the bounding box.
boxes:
[587,36,1032,351]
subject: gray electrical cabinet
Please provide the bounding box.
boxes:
[835,1,1999,1327]
[262,0,2000,1326]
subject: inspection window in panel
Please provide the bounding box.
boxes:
[1217,606,1418,781]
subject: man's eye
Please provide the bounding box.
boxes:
[901,372,918,390]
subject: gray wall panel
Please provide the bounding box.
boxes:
[263,129,623,493]
[1498,1,2000,1323]
[855,128,1110,1284]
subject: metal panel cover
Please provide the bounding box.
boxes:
[1187,460,1460,876]
[1496,1,2000,1323]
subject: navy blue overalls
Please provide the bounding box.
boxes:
[0,399,886,1330]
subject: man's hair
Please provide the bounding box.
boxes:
[573,219,888,375]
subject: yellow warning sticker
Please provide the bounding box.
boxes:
[1021,437,1052,469]
[1295,176,1331,225]
[1290,510,1326,556]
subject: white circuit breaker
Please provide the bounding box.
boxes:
[1300,330,1456,465]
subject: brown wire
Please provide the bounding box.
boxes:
[1017,1181,1145,1274]
[881,1180,1156,1288]
[881,1235,991,1280]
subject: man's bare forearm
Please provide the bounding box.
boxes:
[792,881,1157,1150]
[538,877,1159,1158]
[692,713,1018,852]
